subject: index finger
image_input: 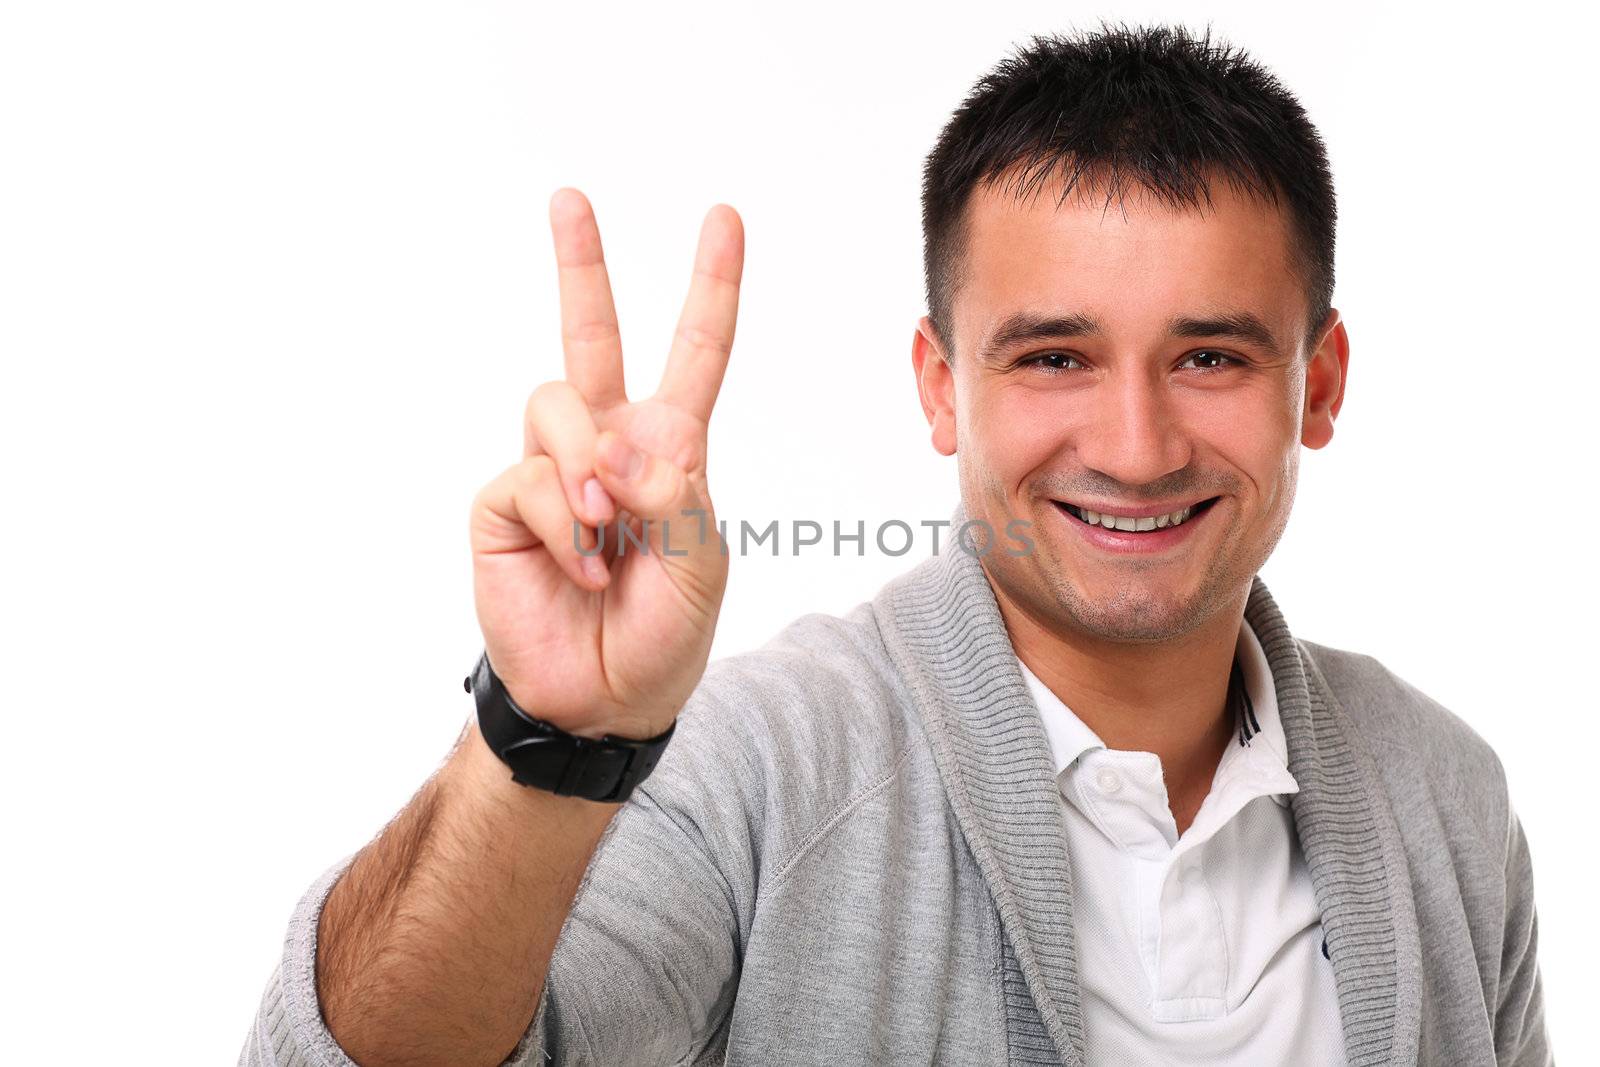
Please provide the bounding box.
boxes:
[550,188,628,410]
[654,203,744,423]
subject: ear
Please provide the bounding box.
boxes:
[1301,308,1349,451]
[912,315,958,456]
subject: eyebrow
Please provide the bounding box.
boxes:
[1168,311,1282,352]
[977,313,1099,365]
[977,309,1283,363]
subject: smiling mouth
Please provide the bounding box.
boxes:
[1054,496,1221,532]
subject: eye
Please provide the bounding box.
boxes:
[1178,349,1241,371]
[1021,351,1084,373]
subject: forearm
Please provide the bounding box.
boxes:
[316,719,621,1067]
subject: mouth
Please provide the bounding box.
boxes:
[1053,495,1222,533]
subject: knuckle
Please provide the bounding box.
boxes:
[562,320,620,347]
[524,381,594,459]
[529,379,575,407]
[675,324,732,357]
[520,454,558,489]
[470,463,518,517]
[524,380,567,424]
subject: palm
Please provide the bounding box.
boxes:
[470,191,743,740]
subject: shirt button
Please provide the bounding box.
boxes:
[1095,767,1123,795]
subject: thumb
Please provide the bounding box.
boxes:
[592,430,721,558]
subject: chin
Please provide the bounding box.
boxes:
[1050,576,1213,643]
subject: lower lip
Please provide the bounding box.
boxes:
[1051,499,1218,555]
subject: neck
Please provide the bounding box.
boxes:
[990,575,1249,835]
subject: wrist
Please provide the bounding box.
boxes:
[452,718,619,818]
[466,651,676,803]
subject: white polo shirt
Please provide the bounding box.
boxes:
[1017,618,1347,1064]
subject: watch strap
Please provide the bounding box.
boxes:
[465,651,675,804]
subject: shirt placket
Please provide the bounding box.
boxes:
[1073,738,1281,1022]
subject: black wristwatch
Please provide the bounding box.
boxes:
[465,651,675,804]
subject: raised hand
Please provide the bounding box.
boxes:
[469,188,744,741]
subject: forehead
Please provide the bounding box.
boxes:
[954,169,1301,351]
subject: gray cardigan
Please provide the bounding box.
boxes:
[241,517,1552,1066]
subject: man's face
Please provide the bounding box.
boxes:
[913,170,1347,644]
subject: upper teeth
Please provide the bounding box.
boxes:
[1073,503,1195,531]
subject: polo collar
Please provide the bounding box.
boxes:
[1016,657,1103,774]
[1230,616,1298,810]
[872,500,1422,1067]
[1018,614,1299,812]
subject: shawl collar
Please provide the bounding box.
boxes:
[871,503,1422,1066]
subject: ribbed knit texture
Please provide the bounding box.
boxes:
[880,517,1090,1065]
[1247,579,1422,1066]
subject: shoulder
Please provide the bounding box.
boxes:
[1295,637,1511,846]
[1295,637,1503,775]
[638,598,916,868]
[689,600,910,758]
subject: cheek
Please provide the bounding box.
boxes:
[1248,424,1301,519]
[967,384,1066,472]
[1185,383,1300,501]
[1250,448,1301,547]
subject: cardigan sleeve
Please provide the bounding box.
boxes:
[1494,806,1552,1066]
[506,777,748,1064]
[236,686,760,1067]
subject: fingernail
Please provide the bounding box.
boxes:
[598,434,642,479]
[583,554,609,585]
[583,477,614,521]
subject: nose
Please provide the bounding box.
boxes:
[1073,366,1191,490]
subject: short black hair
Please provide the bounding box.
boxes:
[921,22,1336,358]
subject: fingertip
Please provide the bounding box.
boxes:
[550,187,590,222]
[582,553,611,588]
[583,476,616,525]
[709,203,744,246]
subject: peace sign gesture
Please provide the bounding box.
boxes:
[469,188,744,742]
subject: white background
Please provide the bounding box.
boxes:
[3,1,1594,1060]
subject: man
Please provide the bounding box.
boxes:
[240,23,1551,1067]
